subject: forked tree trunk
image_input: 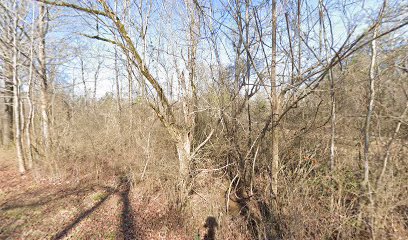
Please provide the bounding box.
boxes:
[172,0,199,209]
[175,131,192,207]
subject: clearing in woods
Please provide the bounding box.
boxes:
[0,149,188,240]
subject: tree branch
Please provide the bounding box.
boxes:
[35,0,108,17]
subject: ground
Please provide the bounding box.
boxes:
[0,149,190,240]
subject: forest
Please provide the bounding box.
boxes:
[0,0,407,239]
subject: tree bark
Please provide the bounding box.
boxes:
[363,27,378,186]
[12,0,25,174]
[175,130,192,207]
[271,0,279,196]
[321,1,336,171]
[39,2,50,156]
[80,59,88,105]
[2,80,13,146]
[25,3,36,169]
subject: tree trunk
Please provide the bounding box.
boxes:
[321,3,336,171]
[12,0,25,174]
[245,0,252,149]
[362,21,381,240]
[329,71,336,171]
[271,0,279,196]
[271,115,280,196]
[25,3,36,169]
[114,47,122,124]
[363,27,378,186]
[123,0,133,104]
[175,131,192,208]
[39,3,50,156]
[93,59,102,101]
[2,81,13,146]
[80,59,88,105]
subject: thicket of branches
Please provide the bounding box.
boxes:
[1,0,407,239]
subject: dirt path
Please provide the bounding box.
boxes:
[0,150,189,240]
[0,149,120,239]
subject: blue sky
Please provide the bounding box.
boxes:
[36,0,404,99]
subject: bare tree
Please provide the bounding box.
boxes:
[24,3,35,169]
[38,2,50,156]
[93,58,103,101]
[0,2,14,147]
[270,0,279,196]
[12,0,25,173]
[35,0,207,207]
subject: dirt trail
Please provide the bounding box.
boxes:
[0,150,189,240]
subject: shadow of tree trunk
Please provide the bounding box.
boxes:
[52,186,116,240]
[120,177,136,240]
[204,216,218,240]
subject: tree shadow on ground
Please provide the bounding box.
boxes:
[3,174,139,240]
[0,184,111,239]
[204,216,218,240]
[51,176,138,240]
[51,186,117,240]
[119,177,136,240]
[0,186,96,211]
